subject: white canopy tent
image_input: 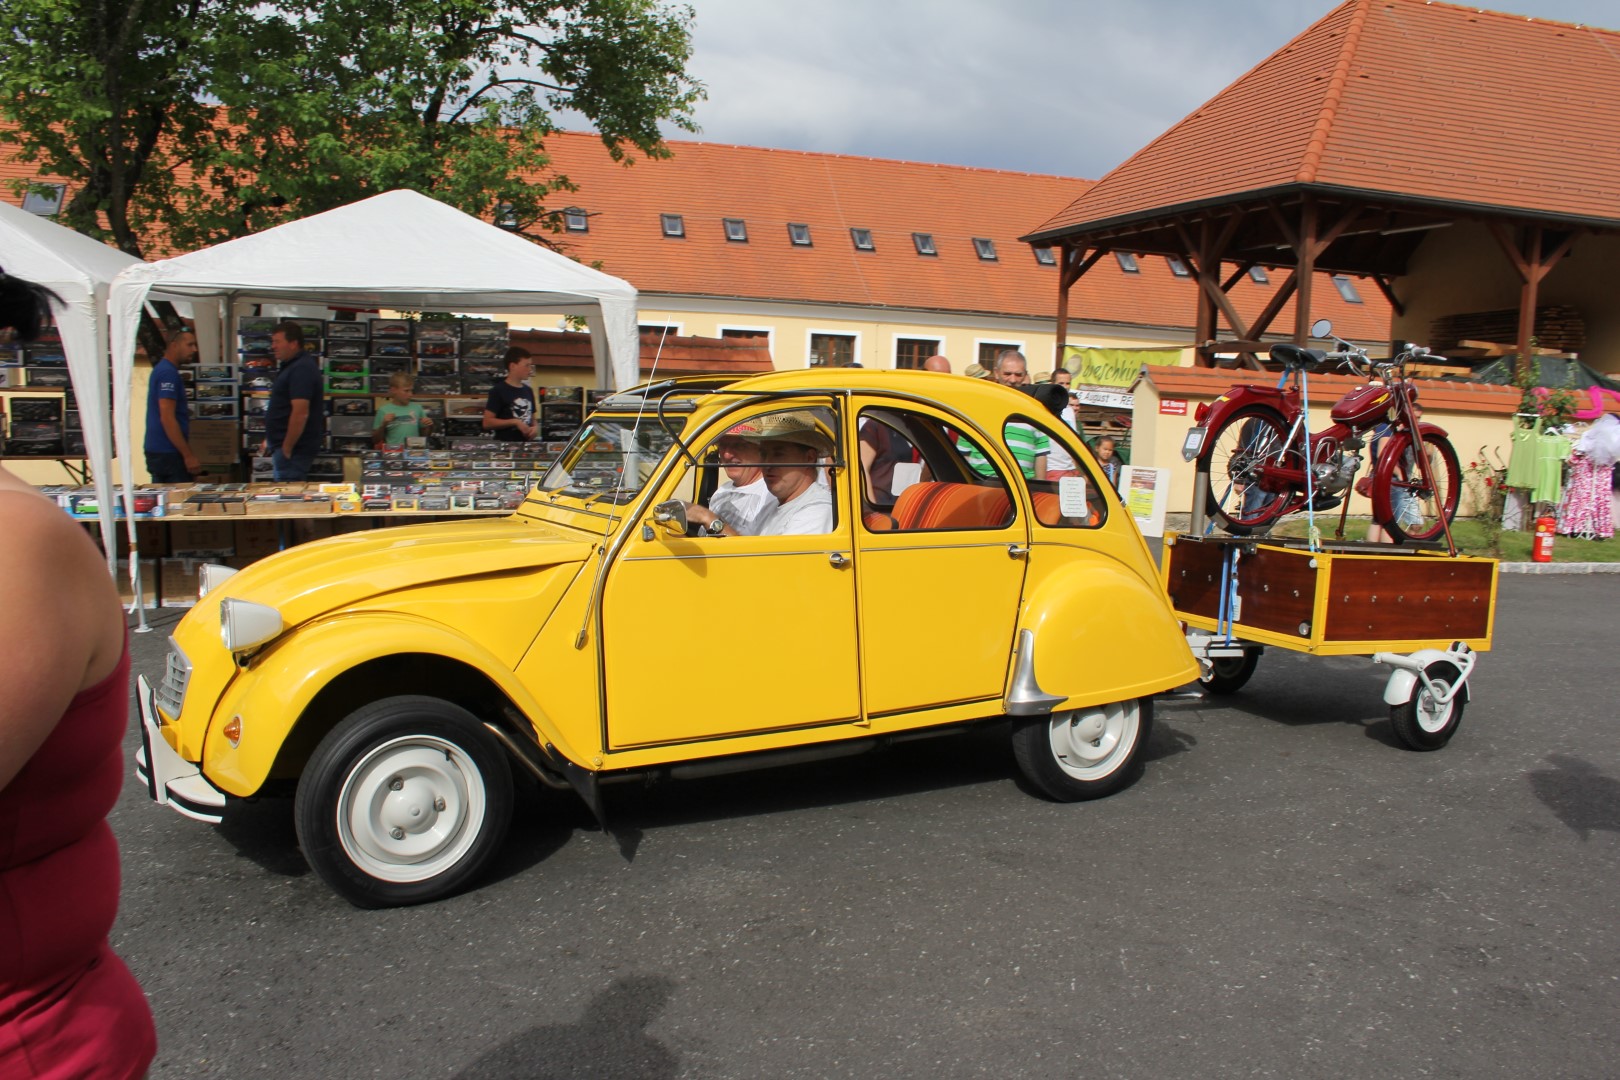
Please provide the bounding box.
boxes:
[108,189,642,617]
[0,199,179,581]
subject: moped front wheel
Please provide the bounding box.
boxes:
[1199,406,1295,535]
[1377,432,1462,544]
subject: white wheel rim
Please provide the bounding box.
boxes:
[1415,679,1454,733]
[336,735,487,883]
[1046,701,1140,780]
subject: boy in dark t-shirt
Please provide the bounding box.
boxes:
[483,346,536,441]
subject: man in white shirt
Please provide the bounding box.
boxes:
[683,411,835,536]
[706,422,777,534]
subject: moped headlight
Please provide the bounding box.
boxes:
[220,598,282,654]
[198,563,239,599]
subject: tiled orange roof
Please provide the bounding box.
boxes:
[1141,365,1521,416]
[1030,0,1620,239]
[531,133,1391,341]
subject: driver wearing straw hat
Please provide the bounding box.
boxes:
[683,411,836,537]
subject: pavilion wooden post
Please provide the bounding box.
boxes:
[1294,198,1317,343]
[1488,223,1580,380]
[1052,241,1103,369]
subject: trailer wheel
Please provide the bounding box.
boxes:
[1389,660,1465,751]
[1199,651,1259,695]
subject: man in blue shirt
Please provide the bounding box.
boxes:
[260,321,325,480]
[143,329,200,483]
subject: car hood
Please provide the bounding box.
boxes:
[209,517,596,625]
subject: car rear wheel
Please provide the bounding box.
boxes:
[295,695,513,908]
[1011,698,1153,801]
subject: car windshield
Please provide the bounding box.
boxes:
[539,413,684,501]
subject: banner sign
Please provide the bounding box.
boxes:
[1074,389,1133,409]
[1063,345,1182,389]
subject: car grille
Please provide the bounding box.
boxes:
[155,640,191,721]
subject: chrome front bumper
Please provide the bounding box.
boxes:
[134,674,227,823]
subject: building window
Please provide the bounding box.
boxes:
[721,327,768,340]
[563,207,588,232]
[895,338,941,370]
[850,228,874,251]
[639,324,679,339]
[978,342,1020,368]
[788,223,812,246]
[1248,265,1270,284]
[660,213,685,238]
[1332,274,1363,303]
[913,233,937,256]
[810,333,855,367]
[1166,256,1190,277]
[723,218,748,242]
[1114,251,1139,273]
[21,183,66,217]
[973,238,997,261]
[1033,247,1057,266]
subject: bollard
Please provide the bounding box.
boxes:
[1532,516,1556,563]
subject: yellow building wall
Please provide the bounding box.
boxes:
[1133,378,1514,522]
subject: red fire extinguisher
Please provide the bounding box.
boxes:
[1533,516,1556,563]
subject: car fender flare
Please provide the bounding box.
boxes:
[203,612,581,796]
[1015,556,1199,710]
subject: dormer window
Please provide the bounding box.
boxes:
[1114,252,1139,273]
[913,233,937,256]
[850,228,874,251]
[563,207,588,232]
[1033,247,1057,266]
[973,238,997,261]
[660,213,685,238]
[788,223,812,246]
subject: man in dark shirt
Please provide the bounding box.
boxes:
[143,329,200,483]
[483,346,537,441]
[261,321,325,480]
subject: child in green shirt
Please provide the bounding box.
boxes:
[373,373,432,448]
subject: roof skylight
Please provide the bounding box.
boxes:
[660,213,685,238]
[724,218,748,242]
[850,228,874,251]
[788,223,812,246]
[913,233,937,256]
[973,238,997,261]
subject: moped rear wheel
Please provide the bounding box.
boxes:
[1378,432,1462,544]
[1199,406,1294,535]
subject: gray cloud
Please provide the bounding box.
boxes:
[661,0,1619,178]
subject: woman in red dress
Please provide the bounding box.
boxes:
[0,270,156,1077]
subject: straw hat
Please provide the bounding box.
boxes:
[964,363,990,379]
[742,411,835,455]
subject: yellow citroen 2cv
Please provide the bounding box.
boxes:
[138,370,1197,906]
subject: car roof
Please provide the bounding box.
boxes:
[610,368,1036,416]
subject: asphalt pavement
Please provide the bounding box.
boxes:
[111,573,1620,1079]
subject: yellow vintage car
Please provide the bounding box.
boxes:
[136,369,1197,907]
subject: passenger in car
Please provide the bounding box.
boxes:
[683,412,836,537]
[707,421,777,535]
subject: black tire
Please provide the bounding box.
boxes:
[1199,651,1259,695]
[1389,661,1466,751]
[1199,406,1294,535]
[295,695,514,908]
[1378,432,1462,544]
[1011,698,1153,802]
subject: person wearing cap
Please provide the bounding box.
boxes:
[683,411,835,536]
[706,420,777,535]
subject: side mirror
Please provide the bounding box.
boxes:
[651,499,688,536]
[1310,318,1333,340]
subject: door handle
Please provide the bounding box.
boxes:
[828,552,851,569]
[1007,544,1029,559]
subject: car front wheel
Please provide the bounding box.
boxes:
[1011,697,1153,801]
[295,696,514,908]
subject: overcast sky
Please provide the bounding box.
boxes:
[661,0,1619,179]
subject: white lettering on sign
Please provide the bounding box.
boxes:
[1159,399,1189,416]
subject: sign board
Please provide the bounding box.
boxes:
[1073,389,1134,409]
[1120,465,1170,538]
[1063,345,1182,388]
[1158,398,1188,416]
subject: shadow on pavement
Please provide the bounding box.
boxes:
[1527,753,1620,841]
[452,974,679,1080]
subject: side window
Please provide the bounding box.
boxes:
[694,406,840,536]
[1017,414,1107,529]
[859,407,1015,533]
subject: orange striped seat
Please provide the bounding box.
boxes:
[890,482,1013,530]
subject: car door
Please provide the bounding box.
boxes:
[599,402,861,750]
[851,401,1031,719]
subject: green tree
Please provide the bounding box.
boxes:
[1,0,703,255]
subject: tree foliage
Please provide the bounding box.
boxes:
[0,0,702,256]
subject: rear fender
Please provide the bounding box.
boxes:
[200,613,584,796]
[1017,557,1199,709]
[1194,387,1293,458]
